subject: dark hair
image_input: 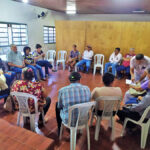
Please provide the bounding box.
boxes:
[23,68,34,81]
[115,47,120,52]
[136,54,144,60]
[102,72,115,86]
[23,46,31,55]
[36,44,42,49]
[69,72,81,82]
[73,44,77,48]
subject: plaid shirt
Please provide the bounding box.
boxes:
[57,83,91,126]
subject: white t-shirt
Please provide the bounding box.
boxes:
[83,50,94,60]
[109,52,122,63]
[130,56,150,74]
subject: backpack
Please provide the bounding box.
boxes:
[3,95,15,112]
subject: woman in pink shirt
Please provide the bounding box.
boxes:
[117,48,135,80]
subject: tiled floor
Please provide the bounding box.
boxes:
[0,69,150,150]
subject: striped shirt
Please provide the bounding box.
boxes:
[57,83,91,126]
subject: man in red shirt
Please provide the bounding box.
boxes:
[117,48,135,79]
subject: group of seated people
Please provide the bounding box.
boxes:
[6,43,52,81]
[0,44,150,139]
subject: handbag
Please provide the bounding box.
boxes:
[3,95,15,112]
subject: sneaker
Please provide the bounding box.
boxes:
[41,78,46,81]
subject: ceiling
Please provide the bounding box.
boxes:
[13,0,150,14]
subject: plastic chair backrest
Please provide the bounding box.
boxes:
[0,55,7,61]
[67,101,96,128]
[46,50,56,60]
[95,96,122,118]
[11,92,38,114]
[94,54,104,65]
[58,50,67,61]
[138,105,150,123]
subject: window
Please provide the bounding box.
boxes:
[0,22,28,47]
[43,26,56,44]
[0,23,9,47]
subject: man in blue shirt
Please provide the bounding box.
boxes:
[55,72,91,135]
[7,44,25,75]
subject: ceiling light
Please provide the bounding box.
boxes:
[66,1,76,15]
[66,10,76,14]
[22,0,28,3]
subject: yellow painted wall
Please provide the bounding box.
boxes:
[56,21,150,62]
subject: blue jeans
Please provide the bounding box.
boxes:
[104,62,118,76]
[26,64,44,81]
[36,60,52,75]
[11,67,22,79]
[116,65,130,78]
[4,71,16,87]
[76,59,91,72]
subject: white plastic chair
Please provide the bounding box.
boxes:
[11,92,45,132]
[0,54,7,61]
[90,96,122,141]
[93,54,104,75]
[46,50,56,69]
[121,105,150,149]
[59,101,96,150]
[56,50,67,70]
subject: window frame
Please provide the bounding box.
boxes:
[43,26,56,44]
[0,22,28,47]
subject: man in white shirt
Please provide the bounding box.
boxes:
[104,48,122,76]
[76,45,94,73]
[130,54,150,82]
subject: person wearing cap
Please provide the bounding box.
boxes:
[130,54,150,83]
[75,45,94,73]
[104,48,122,76]
[55,72,91,135]
[116,48,135,80]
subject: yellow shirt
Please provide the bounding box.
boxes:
[0,73,8,91]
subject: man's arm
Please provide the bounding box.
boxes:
[130,85,143,91]
[8,62,23,68]
[109,53,113,62]
[130,95,150,112]
[130,67,135,82]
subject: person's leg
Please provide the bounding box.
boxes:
[11,67,22,73]
[104,62,112,73]
[125,66,131,79]
[117,65,125,79]
[36,60,52,75]
[35,64,45,79]
[76,59,86,71]
[112,63,118,76]
[11,67,22,80]
[85,60,91,72]
[117,108,141,128]
[124,90,135,104]
[55,102,62,135]
[26,65,39,81]
[39,97,51,121]
[0,88,10,103]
